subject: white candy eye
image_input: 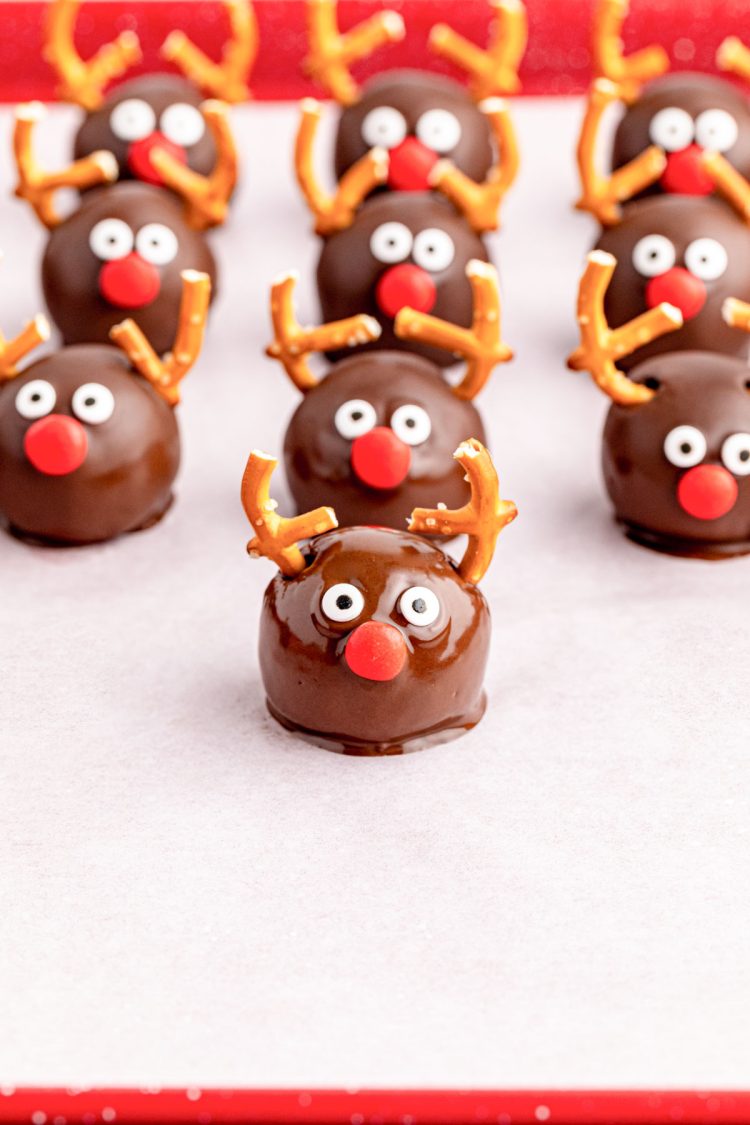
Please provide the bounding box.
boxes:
[89,218,134,261]
[649,106,694,152]
[721,432,750,476]
[361,106,407,150]
[370,221,413,264]
[160,102,205,147]
[334,399,377,440]
[321,582,365,623]
[695,108,738,153]
[15,379,56,420]
[664,424,707,468]
[412,228,455,272]
[390,404,431,446]
[399,586,441,627]
[632,233,676,277]
[416,108,462,154]
[684,237,728,281]
[135,223,179,266]
[71,383,115,425]
[109,98,156,142]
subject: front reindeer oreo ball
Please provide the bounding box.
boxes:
[0,271,209,545]
[242,442,516,755]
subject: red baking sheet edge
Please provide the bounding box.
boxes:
[0,0,744,103]
[0,1089,749,1125]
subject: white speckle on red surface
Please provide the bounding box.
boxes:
[535,1108,551,1122]
[101,1108,116,1122]
[187,1089,202,1102]
[298,1093,312,1107]
[0,1088,15,1097]
[31,1113,47,1125]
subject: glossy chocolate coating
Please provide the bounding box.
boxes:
[603,351,750,556]
[42,182,217,353]
[595,196,750,370]
[317,193,489,367]
[259,526,490,754]
[74,75,217,184]
[334,70,494,189]
[284,351,486,531]
[0,345,180,545]
[612,73,750,195]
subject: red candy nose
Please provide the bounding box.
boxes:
[127,132,187,186]
[660,144,714,196]
[345,620,408,682]
[677,464,739,520]
[24,414,88,476]
[99,253,161,309]
[351,426,411,490]
[646,267,706,320]
[387,136,439,192]
[376,263,436,319]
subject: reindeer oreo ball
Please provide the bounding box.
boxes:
[242,441,516,755]
[570,252,750,558]
[0,271,209,545]
[267,262,512,530]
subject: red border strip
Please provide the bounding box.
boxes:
[0,0,744,103]
[0,1089,749,1125]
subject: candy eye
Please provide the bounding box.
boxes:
[684,237,728,281]
[695,108,738,153]
[415,108,462,154]
[649,106,694,152]
[159,102,205,147]
[632,233,676,277]
[109,98,156,142]
[721,432,750,476]
[321,582,365,623]
[370,221,413,264]
[334,399,377,440]
[71,383,115,425]
[412,228,455,272]
[135,222,179,265]
[664,424,707,467]
[15,379,56,420]
[399,586,441,627]
[390,404,431,446]
[361,106,407,150]
[89,218,134,261]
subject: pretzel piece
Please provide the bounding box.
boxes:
[408,439,516,585]
[722,297,750,333]
[717,37,750,84]
[701,150,750,222]
[149,100,237,230]
[0,316,51,382]
[304,0,405,106]
[429,0,528,101]
[44,0,142,110]
[109,270,211,405]
[161,0,258,103]
[242,450,338,576]
[592,0,669,104]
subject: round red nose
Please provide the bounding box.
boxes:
[23,414,88,476]
[660,144,714,196]
[387,136,439,192]
[127,132,187,186]
[345,620,408,682]
[677,463,739,520]
[351,426,411,490]
[99,253,161,309]
[646,267,706,321]
[376,263,437,319]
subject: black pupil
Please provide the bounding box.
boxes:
[31,393,41,402]
[741,450,750,462]
[336,594,353,610]
[680,442,692,454]
[412,598,427,614]
[405,417,416,428]
[351,410,363,421]
[85,396,96,407]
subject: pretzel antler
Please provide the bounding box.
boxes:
[266,271,381,393]
[430,97,518,233]
[304,0,405,106]
[13,102,118,229]
[717,37,750,84]
[576,79,666,226]
[567,251,682,405]
[109,270,211,405]
[149,100,237,230]
[429,0,528,101]
[161,0,258,103]
[722,297,750,335]
[0,316,51,382]
[44,0,142,110]
[701,151,750,222]
[295,98,388,235]
[408,439,516,585]
[395,261,512,400]
[592,0,669,104]
[242,450,338,576]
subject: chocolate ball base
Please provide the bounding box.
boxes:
[619,519,750,560]
[4,491,174,548]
